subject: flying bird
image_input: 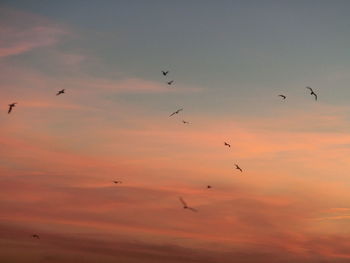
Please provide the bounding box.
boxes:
[162,70,169,76]
[56,89,65,96]
[167,80,174,85]
[234,164,243,172]
[8,103,17,114]
[224,142,231,148]
[113,181,122,184]
[306,87,317,101]
[31,234,40,239]
[179,197,197,212]
[169,108,183,117]
[278,95,286,100]
[207,185,212,189]
[182,120,190,124]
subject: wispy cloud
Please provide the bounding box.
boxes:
[0,8,67,58]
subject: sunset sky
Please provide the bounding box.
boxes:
[2,1,350,262]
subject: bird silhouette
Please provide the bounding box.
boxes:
[167,80,174,85]
[306,87,317,101]
[207,185,212,189]
[162,70,169,76]
[32,234,40,239]
[224,142,231,148]
[278,95,286,100]
[179,197,197,212]
[169,108,183,117]
[235,164,243,172]
[56,89,65,96]
[8,103,17,114]
[182,120,190,124]
[113,181,122,184]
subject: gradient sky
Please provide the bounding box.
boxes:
[2,1,350,262]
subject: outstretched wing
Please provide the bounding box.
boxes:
[169,111,176,117]
[8,106,12,114]
[235,164,242,171]
[188,207,198,212]
[313,93,317,101]
[306,86,313,92]
[179,197,187,207]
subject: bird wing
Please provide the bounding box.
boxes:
[188,207,198,212]
[313,93,317,101]
[179,197,187,206]
[169,112,176,117]
[306,87,313,92]
[8,106,12,114]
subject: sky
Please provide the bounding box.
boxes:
[2,1,350,262]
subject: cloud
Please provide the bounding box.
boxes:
[1,222,350,262]
[0,7,67,58]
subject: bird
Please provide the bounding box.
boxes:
[278,95,286,100]
[56,89,65,96]
[113,181,122,184]
[8,103,17,114]
[306,87,317,101]
[31,234,40,239]
[167,80,174,85]
[182,120,190,124]
[162,70,169,76]
[179,197,197,212]
[234,164,243,172]
[224,142,231,148]
[169,108,183,117]
[207,185,212,189]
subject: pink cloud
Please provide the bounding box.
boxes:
[0,8,67,58]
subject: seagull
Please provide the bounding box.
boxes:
[162,70,169,76]
[207,185,212,189]
[167,80,174,85]
[113,181,122,184]
[234,164,243,172]
[8,103,17,114]
[169,108,183,117]
[182,120,190,124]
[179,197,197,212]
[32,234,40,239]
[306,87,317,101]
[278,95,286,100]
[56,89,65,96]
[224,142,231,148]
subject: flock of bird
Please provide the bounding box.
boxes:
[6,71,318,239]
